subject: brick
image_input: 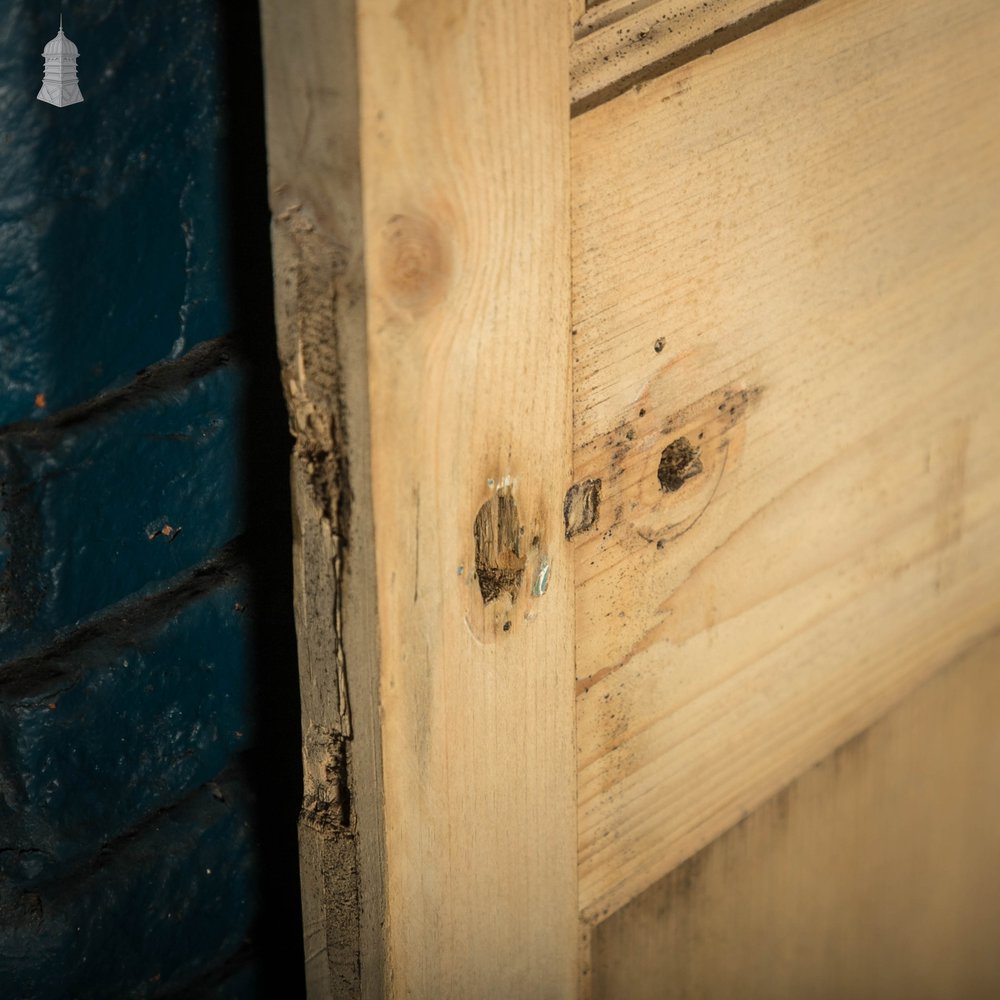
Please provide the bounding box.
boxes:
[157,947,259,999]
[0,577,252,880]
[0,0,231,425]
[0,358,244,662]
[0,2,58,428]
[207,962,259,1000]
[0,772,257,999]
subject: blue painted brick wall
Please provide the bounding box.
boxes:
[0,352,245,662]
[0,0,302,995]
[0,772,257,998]
[0,0,231,425]
[0,574,252,883]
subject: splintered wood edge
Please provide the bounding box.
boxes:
[260,1,387,996]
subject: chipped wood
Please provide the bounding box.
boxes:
[260,0,385,995]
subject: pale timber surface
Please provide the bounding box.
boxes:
[572,0,1000,923]
[590,629,1000,999]
[359,1,579,997]
[571,0,818,114]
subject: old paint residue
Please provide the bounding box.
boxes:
[564,478,602,538]
[532,556,551,597]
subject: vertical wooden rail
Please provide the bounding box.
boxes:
[260,2,385,996]
[359,1,578,997]
[262,0,577,996]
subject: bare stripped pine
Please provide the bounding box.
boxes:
[570,0,590,28]
[590,628,1000,999]
[575,0,799,35]
[571,0,1000,923]
[260,2,386,995]
[570,0,818,114]
[358,2,578,997]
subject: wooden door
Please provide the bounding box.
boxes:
[259,0,1000,996]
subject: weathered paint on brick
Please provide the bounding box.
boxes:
[0,0,297,993]
[170,952,260,999]
[0,773,256,998]
[0,359,244,662]
[0,578,251,882]
[0,0,231,426]
[0,3,52,429]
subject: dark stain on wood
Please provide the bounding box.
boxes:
[658,437,703,492]
[571,0,823,117]
[473,486,526,604]
[565,478,602,538]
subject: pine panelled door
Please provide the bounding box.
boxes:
[259,0,1000,996]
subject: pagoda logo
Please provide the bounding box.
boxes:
[37,16,84,107]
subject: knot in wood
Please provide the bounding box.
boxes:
[379,213,449,313]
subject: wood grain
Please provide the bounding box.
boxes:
[572,0,1000,923]
[590,628,1000,999]
[358,2,578,997]
[260,1,386,995]
[570,0,816,114]
[570,0,591,30]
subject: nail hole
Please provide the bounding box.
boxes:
[658,437,703,493]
